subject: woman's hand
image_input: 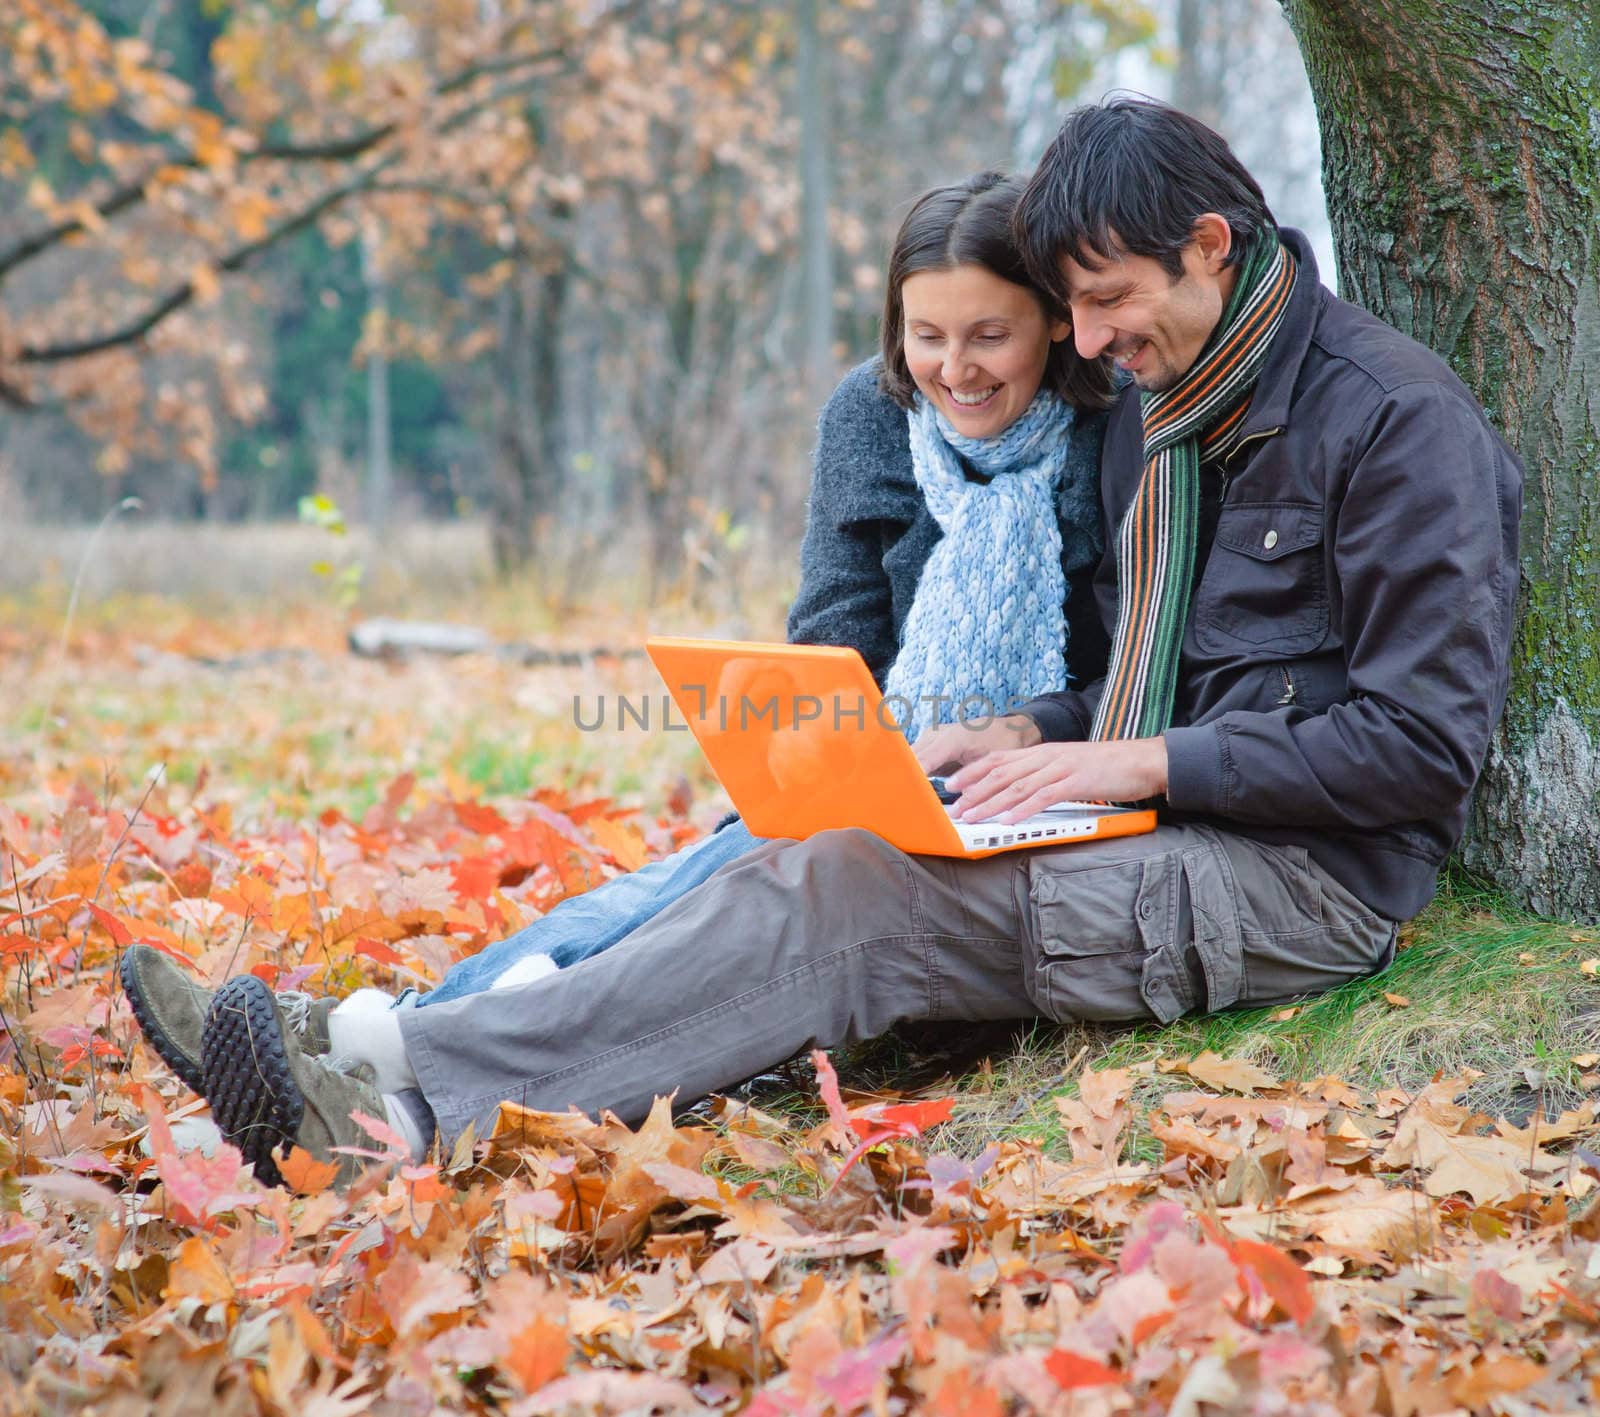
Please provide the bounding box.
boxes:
[946,737,1169,821]
[913,713,1042,775]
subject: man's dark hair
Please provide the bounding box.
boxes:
[1015,98,1276,301]
[879,170,1113,412]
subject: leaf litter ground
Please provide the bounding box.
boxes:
[4,599,1600,1415]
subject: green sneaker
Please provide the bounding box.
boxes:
[121,944,336,1096]
[201,973,388,1189]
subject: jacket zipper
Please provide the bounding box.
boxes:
[1220,426,1285,501]
[1278,665,1298,706]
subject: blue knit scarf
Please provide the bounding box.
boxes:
[884,389,1076,739]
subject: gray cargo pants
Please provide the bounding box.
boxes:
[400,825,1396,1146]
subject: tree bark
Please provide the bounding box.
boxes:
[1280,0,1600,918]
[489,261,568,577]
[796,0,836,402]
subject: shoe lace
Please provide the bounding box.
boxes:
[278,992,374,1084]
[278,991,316,1034]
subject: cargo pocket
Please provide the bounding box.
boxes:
[1026,852,1198,1025]
[1181,837,1246,1012]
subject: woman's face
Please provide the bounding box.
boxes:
[900,264,1071,438]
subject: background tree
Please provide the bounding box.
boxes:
[1280,0,1600,919]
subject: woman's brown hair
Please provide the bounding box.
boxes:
[878,170,1113,413]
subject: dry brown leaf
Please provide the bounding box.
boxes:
[1286,1178,1436,1258]
[1183,1051,1281,1095]
[1383,1112,1537,1206]
[1383,991,1411,1008]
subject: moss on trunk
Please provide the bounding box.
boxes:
[1281,0,1600,918]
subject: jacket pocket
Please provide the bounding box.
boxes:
[1025,853,1196,1024]
[1194,502,1328,655]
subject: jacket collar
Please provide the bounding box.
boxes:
[1233,226,1323,445]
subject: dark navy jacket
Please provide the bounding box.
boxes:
[1023,230,1523,920]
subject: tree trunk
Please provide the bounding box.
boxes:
[1280,0,1600,919]
[796,0,836,402]
[489,261,568,577]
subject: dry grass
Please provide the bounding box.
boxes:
[0,516,800,634]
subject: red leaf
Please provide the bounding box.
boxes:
[1045,1350,1124,1389]
[450,855,503,904]
[868,1095,955,1136]
[355,936,405,967]
[1229,1238,1315,1325]
[84,901,132,948]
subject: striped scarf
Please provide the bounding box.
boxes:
[1091,230,1297,741]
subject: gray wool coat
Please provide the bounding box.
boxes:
[785,359,1109,690]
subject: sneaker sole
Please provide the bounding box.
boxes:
[203,974,305,1187]
[119,950,206,1095]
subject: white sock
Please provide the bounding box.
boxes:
[382,1093,427,1162]
[329,988,418,1093]
[491,953,559,990]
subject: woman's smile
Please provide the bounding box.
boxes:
[944,382,1001,408]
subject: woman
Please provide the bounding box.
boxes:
[123,172,1113,1112]
[414,167,1112,1005]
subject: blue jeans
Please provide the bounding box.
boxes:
[415,819,761,1007]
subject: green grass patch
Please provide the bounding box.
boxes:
[825,868,1600,1161]
[455,739,542,797]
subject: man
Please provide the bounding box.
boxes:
[127,99,1522,1187]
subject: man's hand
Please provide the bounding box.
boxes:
[947,736,1170,822]
[912,713,1042,775]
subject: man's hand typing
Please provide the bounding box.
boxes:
[946,737,1169,822]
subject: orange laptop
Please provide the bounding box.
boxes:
[645,637,1157,859]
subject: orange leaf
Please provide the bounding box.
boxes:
[278,1146,339,1195]
[1384,991,1412,1008]
[450,855,503,904]
[1229,1238,1315,1325]
[1044,1350,1123,1389]
[585,816,649,872]
[454,801,510,835]
[500,1314,569,1394]
[164,1235,234,1304]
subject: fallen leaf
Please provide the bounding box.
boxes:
[1044,1349,1124,1389]
[1383,991,1411,1008]
[1184,1051,1280,1095]
[279,1146,339,1195]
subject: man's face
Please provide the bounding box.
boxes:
[1058,223,1235,393]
